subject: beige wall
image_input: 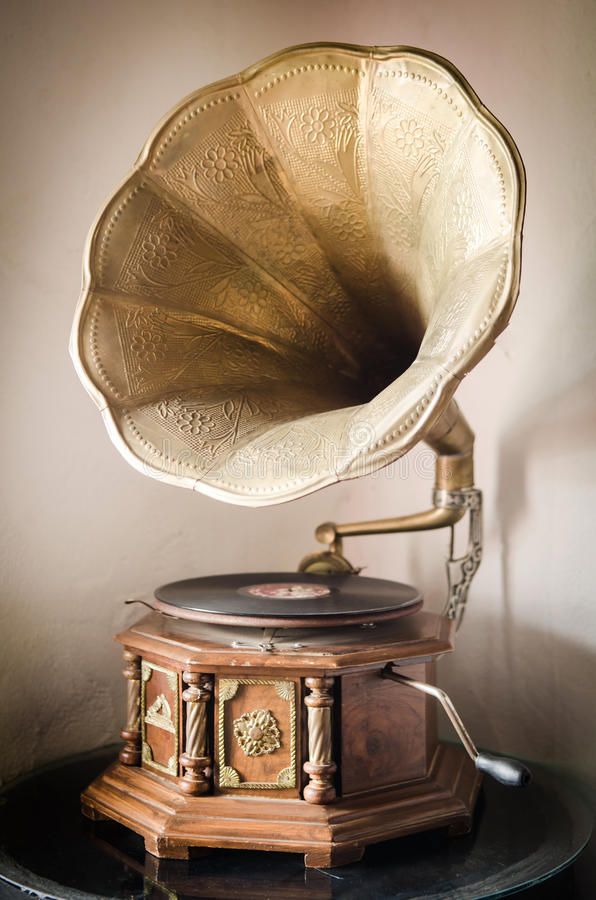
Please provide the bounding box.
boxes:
[1,0,595,789]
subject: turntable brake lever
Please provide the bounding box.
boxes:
[382,667,531,787]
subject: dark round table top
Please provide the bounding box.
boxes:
[0,746,593,899]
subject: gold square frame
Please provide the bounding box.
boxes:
[217,678,297,789]
[141,660,179,776]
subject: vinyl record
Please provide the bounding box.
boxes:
[154,572,422,628]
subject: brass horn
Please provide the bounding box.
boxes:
[70,43,525,619]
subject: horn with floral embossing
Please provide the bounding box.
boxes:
[71,42,524,524]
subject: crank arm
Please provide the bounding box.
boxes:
[383,667,531,787]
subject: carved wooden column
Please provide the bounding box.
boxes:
[303,676,336,804]
[179,672,212,795]
[119,650,141,765]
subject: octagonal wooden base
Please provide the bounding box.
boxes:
[82,742,480,868]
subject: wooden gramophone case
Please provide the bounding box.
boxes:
[82,609,481,867]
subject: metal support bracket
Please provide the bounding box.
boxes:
[434,487,483,628]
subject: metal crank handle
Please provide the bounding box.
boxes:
[382,668,531,787]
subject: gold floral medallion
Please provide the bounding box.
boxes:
[233,708,281,757]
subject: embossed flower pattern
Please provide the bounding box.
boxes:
[397,119,424,158]
[276,241,308,267]
[236,282,269,311]
[300,107,335,144]
[202,144,238,182]
[330,208,365,242]
[176,411,215,437]
[141,233,178,270]
[233,708,281,757]
[266,227,308,266]
[131,330,166,363]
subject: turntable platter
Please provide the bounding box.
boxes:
[154,572,422,628]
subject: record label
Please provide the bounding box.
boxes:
[240,582,332,600]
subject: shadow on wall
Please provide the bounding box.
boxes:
[438,368,596,789]
[0,592,140,785]
[440,611,596,790]
[497,365,596,552]
[497,364,596,676]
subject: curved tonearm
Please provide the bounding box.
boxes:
[300,402,482,628]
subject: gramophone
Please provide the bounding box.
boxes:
[71,43,528,868]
